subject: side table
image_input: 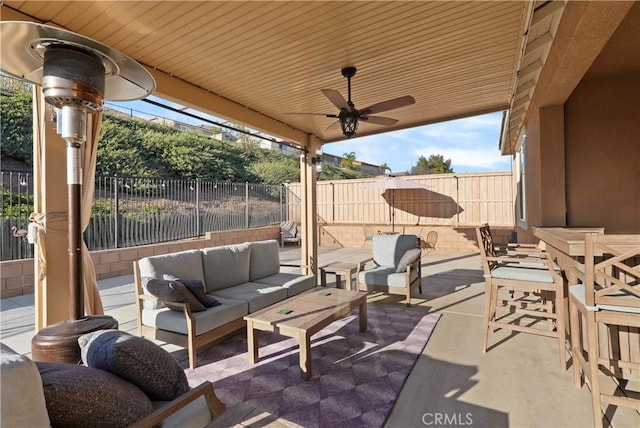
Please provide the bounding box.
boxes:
[320,262,360,290]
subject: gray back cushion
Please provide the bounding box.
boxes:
[138,250,205,284]
[373,234,418,267]
[137,250,205,309]
[249,240,280,281]
[202,243,251,292]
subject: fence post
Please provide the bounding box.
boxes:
[245,182,249,229]
[114,175,119,248]
[195,179,201,237]
[280,185,284,222]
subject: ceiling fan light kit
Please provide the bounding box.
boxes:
[289,66,415,139]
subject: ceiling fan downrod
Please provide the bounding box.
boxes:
[340,67,359,138]
[341,66,357,107]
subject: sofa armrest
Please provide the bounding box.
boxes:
[138,293,159,303]
[130,381,225,428]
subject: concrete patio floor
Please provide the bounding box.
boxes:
[1,247,637,428]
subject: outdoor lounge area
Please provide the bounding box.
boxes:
[1,1,639,427]
[2,244,638,427]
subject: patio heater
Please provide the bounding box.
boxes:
[0,21,155,363]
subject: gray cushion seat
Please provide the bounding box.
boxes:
[358,266,419,289]
[254,273,316,297]
[569,283,640,314]
[142,296,248,336]
[212,282,288,313]
[489,266,555,283]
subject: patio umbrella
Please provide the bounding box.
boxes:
[361,177,432,232]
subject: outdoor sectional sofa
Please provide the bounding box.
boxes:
[134,239,316,369]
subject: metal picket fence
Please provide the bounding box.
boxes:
[1,172,285,260]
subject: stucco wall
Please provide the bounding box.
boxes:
[564,72,640,233]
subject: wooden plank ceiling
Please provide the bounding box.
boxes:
[4,1,532,146]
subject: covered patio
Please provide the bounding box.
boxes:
[4,245,637,427]
[1,1,638,427]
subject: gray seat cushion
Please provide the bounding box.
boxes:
[358,266,416,289]
[490,266,555,283]
[202,243,251,292]
[249,240,280,281]
[142,297,248,336]
[212,282,288,312]
[254,272,316,297]
[570,283,640,314]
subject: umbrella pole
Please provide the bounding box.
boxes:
[392,189,395,233]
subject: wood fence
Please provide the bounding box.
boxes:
[286,172,514,227]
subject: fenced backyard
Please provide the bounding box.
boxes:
[2,171,514,261]
[1,172,285,261]
[286,172,514,227]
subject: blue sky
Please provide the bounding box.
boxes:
[109,96,512,175]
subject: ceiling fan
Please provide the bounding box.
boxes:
[289,67,415,138]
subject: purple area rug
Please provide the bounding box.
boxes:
[184,305,440,428]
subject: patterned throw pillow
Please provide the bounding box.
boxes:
[79,329,191,401]
[143,277,207,312]
[395,248,422,273]
[163,274,221,308]
[36,361,153,428]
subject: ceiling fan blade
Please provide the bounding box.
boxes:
[325,120,342,131]
[321,89,350,110]
[361,115,399,126]
[360,95,415,115]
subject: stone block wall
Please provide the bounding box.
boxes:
[0,226,280,299]
[318,224,514,252]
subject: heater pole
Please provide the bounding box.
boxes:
[67,141,83,320]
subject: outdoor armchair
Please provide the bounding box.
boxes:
[357,234,422,306]
[280,221,301,247]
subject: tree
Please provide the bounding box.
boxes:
[1,78,33,164]
[340,151,357,169]
[379,163,391,175]
[410,154,453,175]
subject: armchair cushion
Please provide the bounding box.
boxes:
[359,266,417,289]
[36,361,153,428]
[395,248,422,273]
[163,274,221,308]
[372,234,419,267]
[144,277,207,312]
[79,330,191,401]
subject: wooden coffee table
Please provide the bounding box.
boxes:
[243,287,368,380]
